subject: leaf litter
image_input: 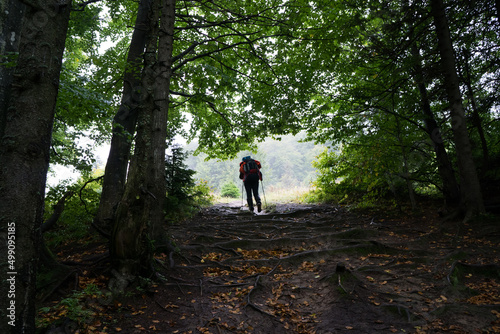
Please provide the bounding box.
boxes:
[38,202,500,333]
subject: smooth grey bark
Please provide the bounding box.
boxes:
[0,1,71,333]
[94,0,153,231]
[111,0,176,276]
[430,0,485,215]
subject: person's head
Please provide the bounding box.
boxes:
[242,156,251,162]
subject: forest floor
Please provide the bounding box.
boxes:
[39,201,500,334]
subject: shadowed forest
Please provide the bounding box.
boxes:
[1,0,500,333]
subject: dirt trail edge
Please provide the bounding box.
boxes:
[114,203,500,334]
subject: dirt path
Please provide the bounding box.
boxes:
[94,203,499,333]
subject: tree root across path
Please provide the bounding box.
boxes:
[80,203,500,333]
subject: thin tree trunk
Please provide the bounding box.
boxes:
[430,0,485,215]
[394,114,417,211]
[411,43,461,208]
[41,191,74,233]
[94,0,154,231]
[0,1,71,333]
[461,50,489,167]
[111,0,176,277]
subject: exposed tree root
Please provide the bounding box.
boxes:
[44,203,499,333]
[447,261,500,284]
[38,269,78,303]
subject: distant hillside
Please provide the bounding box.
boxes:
[183,134,326,192]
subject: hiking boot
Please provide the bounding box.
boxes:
[249,206,254,212]
[257,203,262,212]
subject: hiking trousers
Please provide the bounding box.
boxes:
[244,179,261,210]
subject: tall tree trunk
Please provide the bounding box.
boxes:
[0,1,71,333]
[393,114,417,211]
[411,43,461,208]
[111,0,176,277]
[430,0,485,216]
[148,0,176,243]
[94,0,154,231]
[460,50,489,167]
[0,0,25,137]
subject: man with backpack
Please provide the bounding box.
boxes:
[239,156,263,212]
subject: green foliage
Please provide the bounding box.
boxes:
[169,0,318,158]
[165,146,214,221]
[50,1,117,174]
[295,0,500,209]
[220,181,240,198]
[46,0,500,211]
[0,51,18,68]
[302,188,338,205]
[312,142,410,206]
[36,284,103,330]
[43,171,103,248]
[191,179,214,208]
[166,146,197,201]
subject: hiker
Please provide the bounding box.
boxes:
[239,156,263,212]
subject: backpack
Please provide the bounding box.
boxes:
[243,159,259,174]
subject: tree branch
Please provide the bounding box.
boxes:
[172,41,199,63]
[74,0,103,11]
[79,175,104,215]
[206,101,235,132]
[172,35,274,72]
[41,191,74,233]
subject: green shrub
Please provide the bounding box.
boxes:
[43,172,103,248]
[311,146,415,206]
[192,179,214,207]
[165,146,214,221]
[220,181,240,198]
[36,284,102,330]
